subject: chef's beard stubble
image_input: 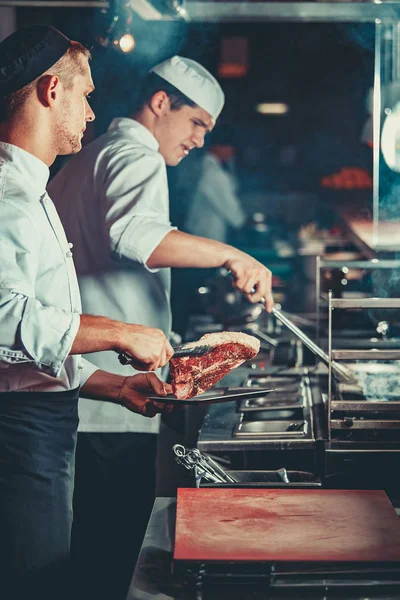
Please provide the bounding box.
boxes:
[55,93,84,156]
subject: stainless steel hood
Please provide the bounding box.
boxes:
[1,0,399,22]
[184,1,400,23]
[127,0,400,24]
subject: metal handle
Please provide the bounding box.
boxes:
[118,352,131,366]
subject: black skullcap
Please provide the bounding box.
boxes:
[0,25,71,96]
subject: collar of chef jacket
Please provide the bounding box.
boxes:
[0,141,49,194]
[108,117,160,153]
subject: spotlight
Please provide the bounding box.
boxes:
[97,0,136,53]
[255,103,289,115]
[119,33,135,53]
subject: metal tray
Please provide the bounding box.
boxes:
[147,386,276,405]
[233,419,306,438]
[247,376,302,389]
[240,394,304,411]
[242,408,304,422]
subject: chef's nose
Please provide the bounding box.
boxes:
[192,130,205,149]
[85,99,95,122]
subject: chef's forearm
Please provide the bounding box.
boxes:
[80,369,126,404]
[70,314,124,355]
[147,230,238,269]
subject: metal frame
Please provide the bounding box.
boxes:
[0,1,108,5]
[315,257,400,343]
[327,292,400,440]
[373,19,382,248]
[1,0,400,19]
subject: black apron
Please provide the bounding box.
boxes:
[0,387,79,599]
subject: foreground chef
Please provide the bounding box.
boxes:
[49,55,274,599]
[0,25,174,599]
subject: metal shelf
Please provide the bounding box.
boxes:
[319,259,400,270]
[331,419,400,430]
[331,349,400,360]
[330,298,400,309]
[331,401,400,412]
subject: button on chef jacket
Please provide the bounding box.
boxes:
[49,118,176,433]
[0,142,98,392]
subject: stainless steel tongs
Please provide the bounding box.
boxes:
[173,444,237,487]
[228,271,357,384]
[271,305,358,385]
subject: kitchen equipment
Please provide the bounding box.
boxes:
[118,342,211,366]
[146,386,276,405]
[228,268,357,383]
[276,467,290,483]
[173,444,237,485]
[233,419,306,437]
[326,294,400,446]
[271,306,358,384]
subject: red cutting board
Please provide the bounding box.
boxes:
[174,488,400,562]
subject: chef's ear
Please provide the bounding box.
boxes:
[149,90,170,116]
[37,74,62,108]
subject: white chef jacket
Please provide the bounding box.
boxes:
[184,153,246,243]
[49,118,175,433]
[0,142,97,392]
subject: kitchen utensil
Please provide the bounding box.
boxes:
[118,342,211,366]
[173,445,237,485]
[272,306,358,384]
[146,386,276,405]
[276,467,290,483]
[227,271,357,384]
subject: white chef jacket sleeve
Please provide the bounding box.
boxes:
[199,164,246,229]
[79,357,99,387]
[98,148,176,272]
[0,202,80,377]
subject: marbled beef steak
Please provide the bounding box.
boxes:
[170,332,260,399]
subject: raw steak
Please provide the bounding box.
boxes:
[170,332,260,399]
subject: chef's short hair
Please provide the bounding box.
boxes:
[133,72,197,113]
[0,41,91,122]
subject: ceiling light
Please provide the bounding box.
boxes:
[256,103,289,115]
[119,32,135,52]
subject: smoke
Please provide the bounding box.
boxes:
[354,362,400,401]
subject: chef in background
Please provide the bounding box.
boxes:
[49,55,274,600]
[0,25,173,600]
[184,124,246,243]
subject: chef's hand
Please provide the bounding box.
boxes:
[119,373,176,417]
[224,256,274,312]
[119,324,174,371]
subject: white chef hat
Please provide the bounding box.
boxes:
[151,55,225,123]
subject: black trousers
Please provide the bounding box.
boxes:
[0,388,79,600]
[71,432,157,600]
